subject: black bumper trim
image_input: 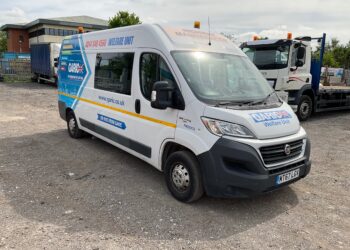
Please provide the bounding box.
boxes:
[197,137,311,198]
[58,101,67,121]
[79,118,152,158]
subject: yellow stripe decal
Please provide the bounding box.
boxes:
[58,92,177,128]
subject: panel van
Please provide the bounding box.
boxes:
[57,24,311,202]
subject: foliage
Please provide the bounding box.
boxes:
[108,11,141,28]
[312,38,350,68]
[0,31,7,53]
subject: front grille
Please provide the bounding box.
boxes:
[268,160,305,175]
[260,140,304,165]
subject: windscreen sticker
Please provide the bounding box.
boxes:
[98,114,126,130]
[250,110,292,127]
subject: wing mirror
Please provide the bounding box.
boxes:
[151,81,175,110]
[291,47,306,71]
[151,81,185,110]
[297,47,306,60]
[295,60,304,67]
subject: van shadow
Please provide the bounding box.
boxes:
[0,129,299,241]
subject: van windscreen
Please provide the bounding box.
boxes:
[172,51,274,105]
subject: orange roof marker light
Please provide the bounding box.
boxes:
[253,35,259,41]
[78,26,84,34]
[194,21,200,29]
[287,32,293,40]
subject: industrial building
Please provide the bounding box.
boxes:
[0,16,108,53]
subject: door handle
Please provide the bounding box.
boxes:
[135,99,141,114]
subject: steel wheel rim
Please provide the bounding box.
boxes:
[300,102,310,116]
[172,164,190,192]
[68,118,76,132]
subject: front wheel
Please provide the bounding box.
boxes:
[67,111,84,139]
[164,151,204,203]
[297,95,313,121]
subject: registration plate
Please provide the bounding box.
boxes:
[276,169,300,185]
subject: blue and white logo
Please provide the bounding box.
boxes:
[98,114,126,130]
[250,110,292,127]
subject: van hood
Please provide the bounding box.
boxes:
[203,102,300,139]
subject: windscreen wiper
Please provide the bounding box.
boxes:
[247,92,275,106]
[215,100,255,107]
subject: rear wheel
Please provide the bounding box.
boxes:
[164,151,204,203]
[297,95,312,121]
[37,75,44,84]
[67,111,84,139]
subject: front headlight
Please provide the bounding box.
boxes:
[201,117,255,138]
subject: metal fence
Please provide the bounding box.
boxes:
[0,59,32,82]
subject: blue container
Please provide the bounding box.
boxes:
[30,43,52,77]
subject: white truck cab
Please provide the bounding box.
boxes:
[241,34,350,121]
[58,24,311,202]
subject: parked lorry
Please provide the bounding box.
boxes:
[241,33,350,120]
[57,24,311,202]
[31,43,61,85]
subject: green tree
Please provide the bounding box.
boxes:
[323,51,338,67]
[0,31,7,53]
[330,38,339,50]
[108,11,141,28]
[312,38,350,69]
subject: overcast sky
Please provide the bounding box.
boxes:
[0,0,349,44]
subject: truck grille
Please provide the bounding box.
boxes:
[260,140,304,165]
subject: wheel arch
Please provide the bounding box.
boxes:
[288,85,316,112]
[58,100,72,121]
[300,88,316,113]
[159,128,215,171]
[160,141,198,171]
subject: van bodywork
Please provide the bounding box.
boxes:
[58,24,311,199]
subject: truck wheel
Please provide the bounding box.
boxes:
[37,76,44,84]
[297,95,312,121]
[164,151,204,203]
[67,111,84,139]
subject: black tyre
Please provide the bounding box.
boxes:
[67,111,84,139]
[164,151,204,203]
[36,74,44,84]
[297,95,313,121]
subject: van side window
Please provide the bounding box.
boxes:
[140,53,176,100]
[94,53,134,95]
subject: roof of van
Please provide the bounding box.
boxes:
[75,24,244,56]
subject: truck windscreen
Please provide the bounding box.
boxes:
[172,51,274,105]
[242,45,289,70]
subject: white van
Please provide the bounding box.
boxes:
[57,24,311,202]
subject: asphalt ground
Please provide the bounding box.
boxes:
[0,82,349,249]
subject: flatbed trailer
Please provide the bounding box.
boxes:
[316,86,350,112]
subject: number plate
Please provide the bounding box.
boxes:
[276,169,300,185]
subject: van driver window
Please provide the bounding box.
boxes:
[94,53,134,95]
[140,53,176,100]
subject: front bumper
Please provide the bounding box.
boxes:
[197,137,311,198]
